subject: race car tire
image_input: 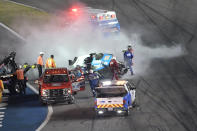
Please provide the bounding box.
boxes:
[125,109,129,116]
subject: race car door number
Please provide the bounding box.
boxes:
[108,108,113,111]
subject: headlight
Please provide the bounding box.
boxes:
[42,89,49,96]
[102,81,111,86]
[67,88,71,94]
[63,88,71,94]
[117,110,123,114]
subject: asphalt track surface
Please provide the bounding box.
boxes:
[1,87,47,131]
[1,0,197,131]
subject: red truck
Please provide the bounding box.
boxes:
[37,68,84,104]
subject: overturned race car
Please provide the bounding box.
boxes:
[69,53,128,79]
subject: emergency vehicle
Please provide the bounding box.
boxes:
[67,7,120,35]
[94,80,136,116]
[37,68,78,104]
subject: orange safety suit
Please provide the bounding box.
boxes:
[0,80,4,102]
[37,56,44,66]
[46,58,56,68]
[16,69,24,80]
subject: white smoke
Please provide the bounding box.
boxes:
[10,6,186,80]
[122,33,186,78]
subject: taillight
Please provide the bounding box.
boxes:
[94,100,97,105]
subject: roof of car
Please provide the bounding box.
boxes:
[101,80,128,87]
[44,68,68,74]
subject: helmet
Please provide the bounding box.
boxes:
[128,44,132,49]
[76,65,81,68]
[112,56,116,60]
[89,69,94,74]
[18,65,22,69]
[40,52,44,55]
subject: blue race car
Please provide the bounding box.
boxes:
[69,53,128,78]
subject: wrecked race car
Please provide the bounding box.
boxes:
[69,53,128,79]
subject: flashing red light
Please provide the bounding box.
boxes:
[91,15,96,19]
[72,8,78,12]
[99,16,103,20]
[111,14,115,18]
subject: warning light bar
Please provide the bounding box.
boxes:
[72,8,78,12]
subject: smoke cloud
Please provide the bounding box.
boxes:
[6,6,186,79]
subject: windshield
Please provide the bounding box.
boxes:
[96,86,127,97]
[43,74,69,83]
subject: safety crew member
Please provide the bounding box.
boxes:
[15,65,26,95]
[46,55,56,68]
[0,80,4,103]
[124,44,134,75]
[109,56,120,80]
[37,52,44,77]
[88,70,100,97]
[85,54,94,71]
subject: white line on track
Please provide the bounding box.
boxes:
[0,103,8,108]
[0,23,26,42]
[26,83,39,94]
[36,105,53,131]
[27,82,53,131]
[4,0,46,12]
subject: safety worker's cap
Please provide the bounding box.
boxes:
[76,65,81,68]
[18,65,22,69]
[40,52,44,55]
[128,44,132,49]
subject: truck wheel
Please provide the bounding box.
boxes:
[39,96,46,105]
[68,95,75,104]
[95,111,101,118]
